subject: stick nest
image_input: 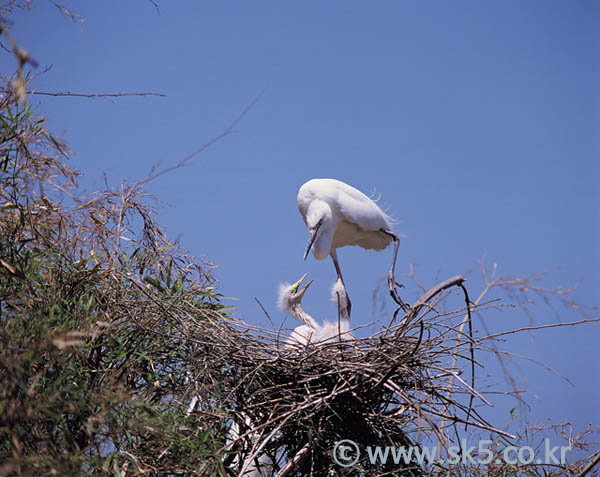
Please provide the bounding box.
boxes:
[187,277,496,476]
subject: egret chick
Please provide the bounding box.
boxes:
[298,178,407,311]
[278,274,352,346]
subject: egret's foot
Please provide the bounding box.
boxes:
[388,273,409,312]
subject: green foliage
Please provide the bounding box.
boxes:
[0,87,227,475]
[1,5,596,476]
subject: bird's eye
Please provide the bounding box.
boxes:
[310,219,323,233]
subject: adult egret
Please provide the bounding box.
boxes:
[297,178,407,313]
[278,273,352,345]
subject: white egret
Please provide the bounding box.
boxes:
[278,273,352,346]
[297,178,407,312]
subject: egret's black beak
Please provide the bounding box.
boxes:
[303,223,322,260]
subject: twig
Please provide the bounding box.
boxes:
[423,406,516,440]
[404,275,466,324]
[447,369,491,407]
[480,317,600,342]
[148,0,160,15]
[458,282,476,429]
[26,90,165,98]
[255,297,275,329]
[49,0,85,28]
[374,321,423,390]
[278,443,310,477]
[134,89,264,188]
[579,448,600,477]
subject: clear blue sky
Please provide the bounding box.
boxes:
[4,0,598,449]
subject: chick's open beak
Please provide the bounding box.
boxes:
[291,273,313,298]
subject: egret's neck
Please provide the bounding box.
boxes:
[290,304,318,329]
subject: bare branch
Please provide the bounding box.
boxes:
[48,0,85,30]
[24,90,165,98]
[480,317,600,342]
[148,0,160,15]
[404,274,466,324]
[579,448,600,477]
[133,89,264,188]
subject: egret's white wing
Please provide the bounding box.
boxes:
[297,178,394,251]
[331,180,393,232]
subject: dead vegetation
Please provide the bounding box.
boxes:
[212,265,599,476]
[1,3,599,476]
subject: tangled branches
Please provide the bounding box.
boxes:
[0,83,226,475]
[1,39,598,476]
[203,266,599,476]
[202,275,490,476]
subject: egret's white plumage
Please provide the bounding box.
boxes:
[278,274,352,346]
[298,178,394,260]
[297,178,405,315]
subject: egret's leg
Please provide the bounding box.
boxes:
[380,229,409,312]
[330,249,351,317]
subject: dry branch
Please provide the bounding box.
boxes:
[209,275,501,475]
[26,90,166,98]
[1,15,595,472]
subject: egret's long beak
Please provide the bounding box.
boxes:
[291,272,313,298]
[303,223,322,260]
